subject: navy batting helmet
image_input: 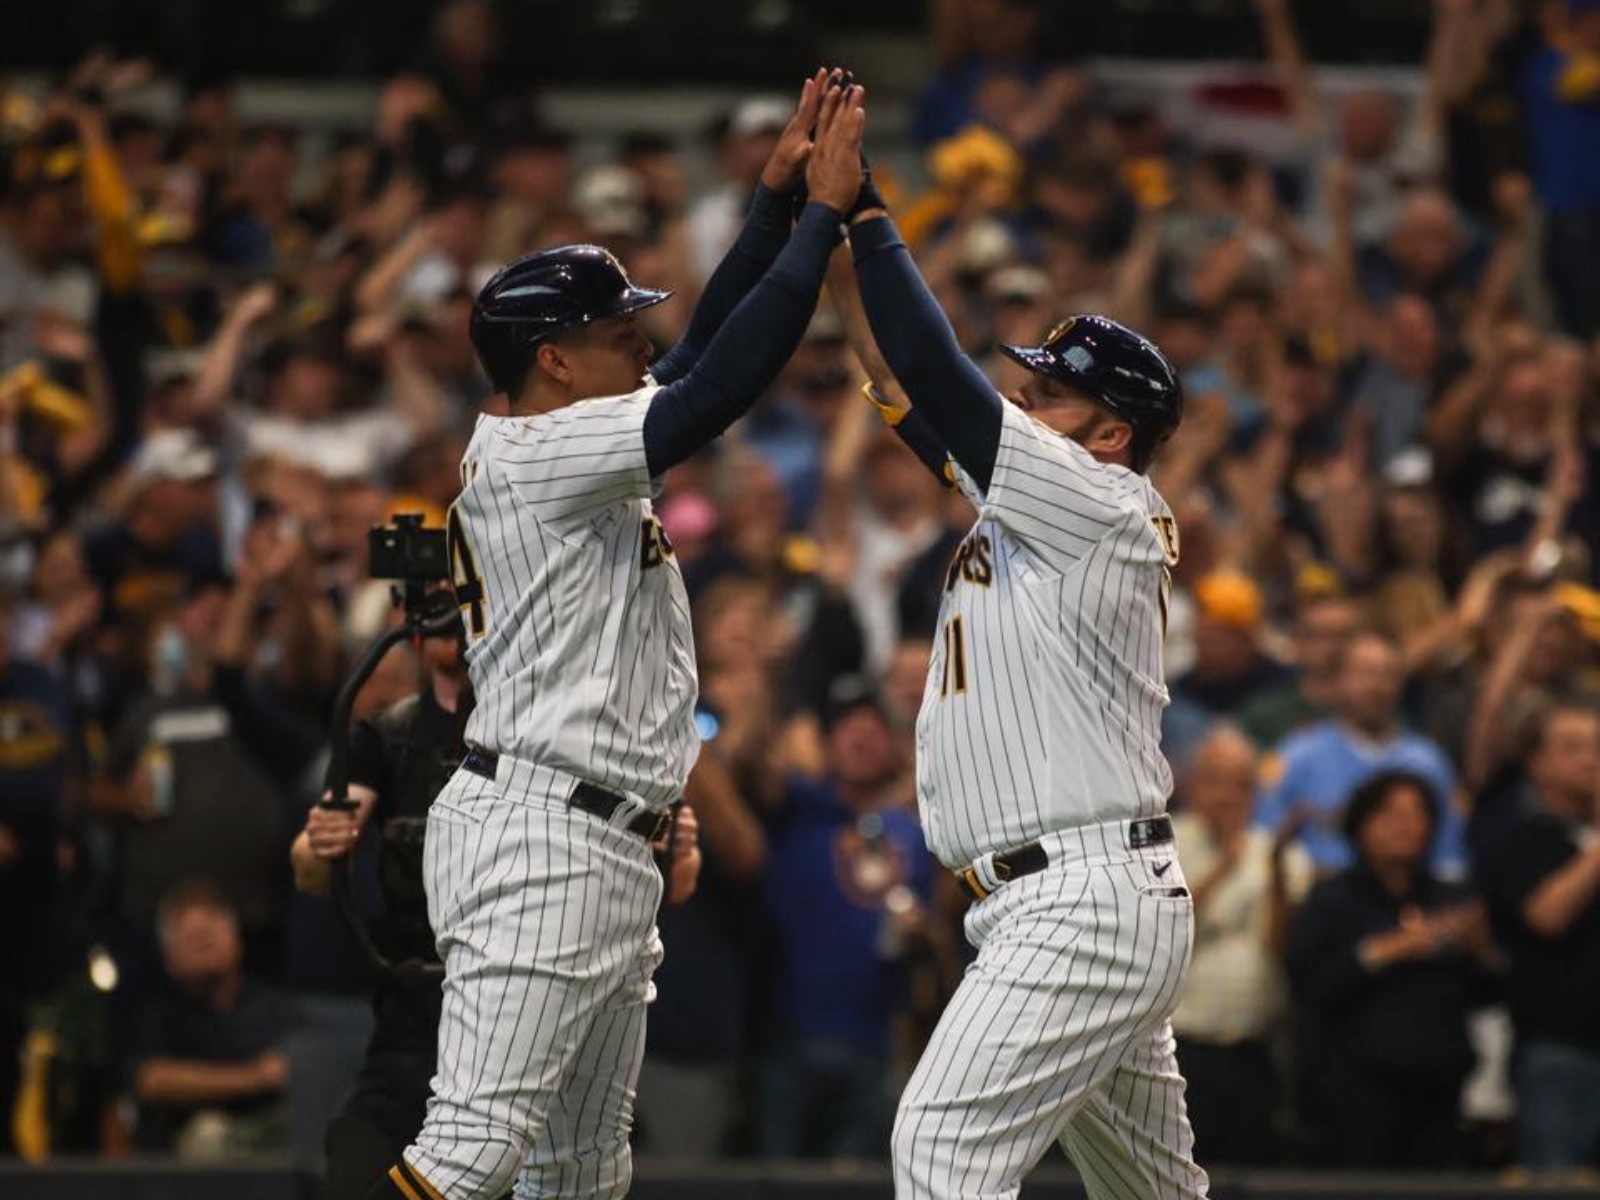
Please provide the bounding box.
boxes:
[470,245,672,396]
[1001,315,1183,473]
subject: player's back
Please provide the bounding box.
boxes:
[446,387,698,807]
[917,401,1178,866]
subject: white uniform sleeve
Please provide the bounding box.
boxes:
[981,399,1142,569]
[492,386,656,528]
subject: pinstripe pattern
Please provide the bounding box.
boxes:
[917,400,1177,869]
[403,385,694,1199]
[891,830,1208,1199]
[897,396,1204,1198]
[406,769,663,1200]
[452,386,699,809]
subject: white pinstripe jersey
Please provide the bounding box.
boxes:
[917,399,1179,867]
[445,384,699,808]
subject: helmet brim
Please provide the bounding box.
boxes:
[609,286,674,319]
[1000,343,1104,406]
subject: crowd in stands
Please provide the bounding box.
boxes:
[2,0,1599,1178]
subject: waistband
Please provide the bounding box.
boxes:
[459,747,671,840]
[957,815,1173,900]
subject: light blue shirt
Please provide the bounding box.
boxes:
[1254,719,1466,878]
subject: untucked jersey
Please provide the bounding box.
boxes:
[447,385,698,808]
[916,399,1179,867]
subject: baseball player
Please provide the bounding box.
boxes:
[827,190,1211,1198]
[365,75,867,1200]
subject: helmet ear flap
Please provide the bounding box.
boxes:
[471,311,537,397]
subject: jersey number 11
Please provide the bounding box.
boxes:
[940,614,969,698]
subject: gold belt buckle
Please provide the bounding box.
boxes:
[958,866,990,900]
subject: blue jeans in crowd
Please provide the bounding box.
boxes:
[1545,211,1600,339]
[757,1035,890,1160]
[1516,1039,1600,1169]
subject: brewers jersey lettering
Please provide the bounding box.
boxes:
[447,383,699,807]
[916,398,1178,868]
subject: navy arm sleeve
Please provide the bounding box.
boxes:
[850,214,1002,491]
[650,184,793,386]
[644,203,843,475]
[886,406,956,488]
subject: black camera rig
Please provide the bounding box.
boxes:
[321,513,458,983]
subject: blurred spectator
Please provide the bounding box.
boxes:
[757,679,937,1160]
[0,136,96,372]
[638,749,767,1159]
[0,593,68,1153]
[739,311,854,527]
[837,433,947,676]
[1235,592,1363,748]
[484,127,577,266]
[1431,334,1600,569]
[1172,728,1313,1166]
[1477,704,1600,1171]
[1349,294,1451,471]
[427,0,520,132]
[1364,461,1472,674]
[1287,770,1494,1168]
[1522,0,1600,336]
[1355,188,1486,326]
[1256,631,1467,877]
[81,428,223,633]
[914,0,1089,150]
[1464,577,1599,815]
[131,879,291,1157]
[1173,570,1292,721]
[1253,0,1445,245]
[95,569,313,987]
[687,98,786,285]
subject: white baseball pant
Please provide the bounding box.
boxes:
[403,766,664,1200]
[893,819,1210,1200]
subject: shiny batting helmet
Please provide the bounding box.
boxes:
[1001,315,1183,473]
[469,245,672,396]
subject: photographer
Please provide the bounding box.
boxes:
[291,587,702,1200]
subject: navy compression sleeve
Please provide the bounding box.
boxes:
[850,214,1002,491]
[651,184,793,386]
[644,202,842,475]
[891,408,958,488]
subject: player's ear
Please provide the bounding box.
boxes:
[1091,417,1133,461]
[535,340,574,386]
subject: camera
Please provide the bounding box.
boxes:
[368,514,459,628]
[368,514,448,583]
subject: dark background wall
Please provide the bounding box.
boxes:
[3,0,1437,81]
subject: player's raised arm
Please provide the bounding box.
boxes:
[650,70,831,386]
[641,82,867,475]
[825,244,958,489]
[847,203,1005,491]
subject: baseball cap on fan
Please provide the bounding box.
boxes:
[130,428,218,485]
[729,97,790,139]
[821,674,890,733]
[574,165,648,239]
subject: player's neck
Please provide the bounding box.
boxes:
[510,380,577,417]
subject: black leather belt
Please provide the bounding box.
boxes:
[955,815,1174,901]
[461,748,672,842]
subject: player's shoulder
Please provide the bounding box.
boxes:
[476,383,660,451]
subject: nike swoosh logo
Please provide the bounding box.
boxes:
[1153,861,1173,878]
